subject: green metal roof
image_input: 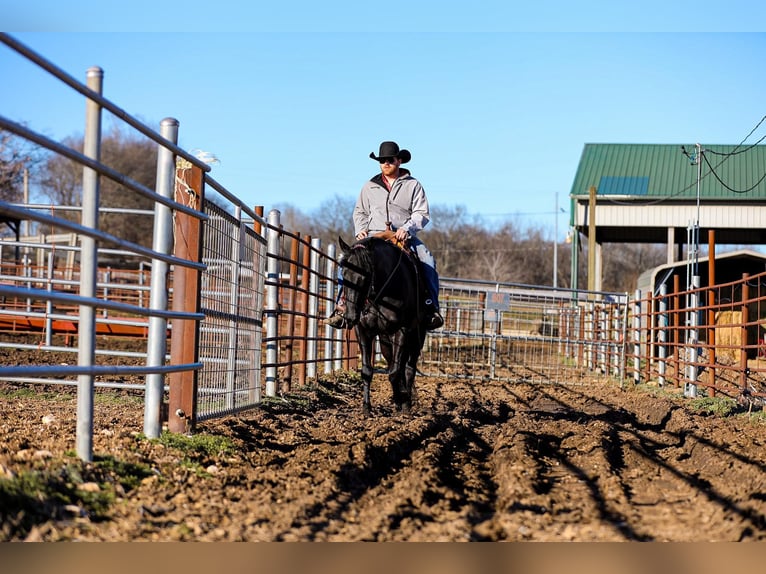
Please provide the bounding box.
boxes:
[569,143,766,201]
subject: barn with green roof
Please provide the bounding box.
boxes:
[568,143,766,291]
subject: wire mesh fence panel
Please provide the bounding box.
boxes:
[196,201,266,421]
[421,280,628,385]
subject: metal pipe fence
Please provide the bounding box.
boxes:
[627,270,766,406]
[9,32,763,467]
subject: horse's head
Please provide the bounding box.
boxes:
[338,236,373,328]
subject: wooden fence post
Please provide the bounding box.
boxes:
[168,161,204,434]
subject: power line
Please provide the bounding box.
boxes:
[602,113,766,207]
[701,150,766,194]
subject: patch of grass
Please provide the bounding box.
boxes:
[94,391,143,407]
[741,409,766,424]
[153,431,235,459]
[688,396,739,417]
[0,386,73,402]
[92,455,154,492]
[0,463,116,541]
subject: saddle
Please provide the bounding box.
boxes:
[373,229,410,252]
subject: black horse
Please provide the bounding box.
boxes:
[337,234,429,416]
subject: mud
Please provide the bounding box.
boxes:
[2,348,765,542]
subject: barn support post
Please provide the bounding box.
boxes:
[167,160,204,434]
[587,186,597,292]
[264,209,281,397]
[144,117,179,438]
[75,66,103,463]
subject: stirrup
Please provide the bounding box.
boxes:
[323,310,347,329]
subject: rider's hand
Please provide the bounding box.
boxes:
[394,228,409,242]
[356,230,368,240]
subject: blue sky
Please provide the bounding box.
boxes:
[2,3,766,239]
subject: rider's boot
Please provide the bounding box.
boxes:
[424,299,444,331]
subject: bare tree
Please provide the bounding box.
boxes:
[0,129,41,237]
[38,125,157,247]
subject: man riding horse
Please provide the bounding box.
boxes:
[325,141,443,331]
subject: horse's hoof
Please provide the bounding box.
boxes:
[395,403,412,415]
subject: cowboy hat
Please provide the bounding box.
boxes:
[369,141,411,163]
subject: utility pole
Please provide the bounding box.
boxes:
[553,192,558,289]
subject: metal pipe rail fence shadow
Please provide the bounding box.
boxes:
[627,270,766,407]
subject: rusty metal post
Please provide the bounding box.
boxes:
[167,161,204,434]
[672,274,681,388]
[297,234,311,386]
[253,206,264,235]
[707,230,717,395]
[740,273,750,393]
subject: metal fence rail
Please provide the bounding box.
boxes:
[0,33,208,461]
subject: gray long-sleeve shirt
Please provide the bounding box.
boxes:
[352,169,430,237]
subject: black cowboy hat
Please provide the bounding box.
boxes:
[369,141,411,164]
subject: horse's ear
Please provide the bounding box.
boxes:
[338,236,351,253]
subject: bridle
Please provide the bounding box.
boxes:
[342,239,407,322]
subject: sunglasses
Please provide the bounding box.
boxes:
[378,157,398,164]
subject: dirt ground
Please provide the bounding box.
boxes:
[1,342,766,542]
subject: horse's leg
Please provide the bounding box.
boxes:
[386,331,410,412]
[357,329,375,416]
[400,330,427,415]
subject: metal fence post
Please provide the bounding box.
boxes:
[225,206,244,411]
[264,209,281,397]
[75,66,103,463]
[144,117,178,438]
[324,243,337,374]
[658,284,667,387]
[684,275,700,398]
[306,237,321,379]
